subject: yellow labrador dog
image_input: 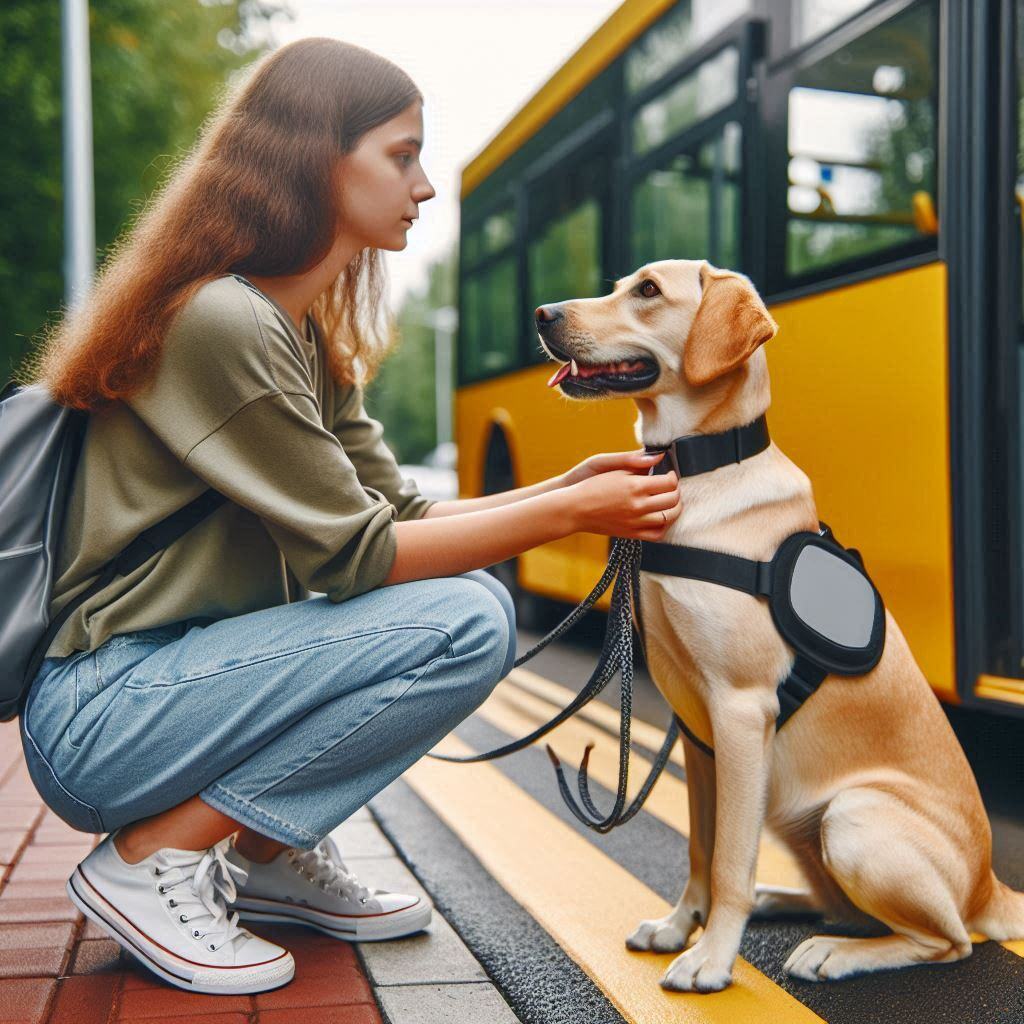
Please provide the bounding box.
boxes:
[535,258,1024,993]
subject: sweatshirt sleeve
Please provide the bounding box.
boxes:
[128,276,399,603]
[331,383,438,522]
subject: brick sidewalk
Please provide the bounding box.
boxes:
[0,721,384,1024]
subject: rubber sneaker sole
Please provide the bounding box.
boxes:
[232,893,432,941]
[66,868,295,994]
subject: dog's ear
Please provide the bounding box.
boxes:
[682,263,778,388]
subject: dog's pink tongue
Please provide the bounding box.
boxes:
[547,362,572,388]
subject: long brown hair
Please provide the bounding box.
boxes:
[17,37,422,411]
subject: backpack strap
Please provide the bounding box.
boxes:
[19,488,227,713]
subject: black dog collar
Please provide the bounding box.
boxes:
[644,414,770,478]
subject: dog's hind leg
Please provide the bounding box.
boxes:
[626,734,716,954]
[751,884,823,920]
[784,787,973,982]
[753,827,874,925]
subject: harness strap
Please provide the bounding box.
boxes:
[639,541,773,596]
[640,540,828,758]
[669,656,828,760]
[672,713,716,759]
[776,655,829,729]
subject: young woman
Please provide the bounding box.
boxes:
[16,38,682,995]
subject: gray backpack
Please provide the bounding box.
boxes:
[0,380,225,721]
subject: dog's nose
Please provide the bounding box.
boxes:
[535,304,564,328]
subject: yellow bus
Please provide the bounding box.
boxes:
[455,0,1024,718]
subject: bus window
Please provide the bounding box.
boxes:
[479,210,515,260]
[625,0,751,95]
[462,208,514,271]
[632,46,740,155]
[459,204,518,384]
[792,0,877,47]
[632,121,742,267]
[783,1,938,282]
[529,198,601,318]
[460,258,518,382]
[527,157,607,353]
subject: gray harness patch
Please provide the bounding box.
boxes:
[790,542,877,649]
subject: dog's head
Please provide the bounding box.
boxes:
[536,259,778,400]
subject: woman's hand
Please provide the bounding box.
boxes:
[561,448,666,487]
[566,467,682,541]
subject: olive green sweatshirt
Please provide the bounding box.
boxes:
[45,273,436,661]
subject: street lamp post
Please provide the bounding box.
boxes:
[428,306,457,449]
[405,305,457,451]
[61,0,95,310]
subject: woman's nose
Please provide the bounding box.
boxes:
[414,177,436,203]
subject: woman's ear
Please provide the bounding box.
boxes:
[682,263,778,388]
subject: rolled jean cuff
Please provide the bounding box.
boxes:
[198,780,321,849]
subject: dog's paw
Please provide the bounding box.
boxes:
[625,915,694,953]
[659,942,733,993]
[784,935,859,981]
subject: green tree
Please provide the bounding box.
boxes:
[1,0,290,383]
[366,250,456,465]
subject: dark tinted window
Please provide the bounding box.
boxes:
[632,121,742,268]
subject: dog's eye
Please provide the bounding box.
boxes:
[638,279,660,299]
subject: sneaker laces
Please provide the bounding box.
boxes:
[291,835,372,902]
[153,837,251,951]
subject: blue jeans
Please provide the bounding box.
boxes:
[19,569,515,849]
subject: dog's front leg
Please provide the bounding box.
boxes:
[660,692,775,994]
[627,733,715,953]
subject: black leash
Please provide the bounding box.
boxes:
[427,535,680,834]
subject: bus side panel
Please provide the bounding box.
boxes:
[767,260,956,700]
[455,370,639,610]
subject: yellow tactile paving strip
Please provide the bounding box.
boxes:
[499,671,1024,963]
[407,728,825,1024]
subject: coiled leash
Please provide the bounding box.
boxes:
[427,414,886,835]
[427,533,675,834]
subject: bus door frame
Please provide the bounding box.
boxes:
[947,0,1024,705]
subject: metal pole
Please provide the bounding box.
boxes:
[61,0,95,310]
[432,306,456,448]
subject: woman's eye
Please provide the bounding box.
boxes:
[395,153,413,167]
[639,280,660,298]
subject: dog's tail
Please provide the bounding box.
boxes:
[970,873,1024,941]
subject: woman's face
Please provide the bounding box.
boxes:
[337,99,435,251]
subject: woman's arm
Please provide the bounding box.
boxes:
[420,448,666,518]
[420,474,566,518]
[381,485,575,585]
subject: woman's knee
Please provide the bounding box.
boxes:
[458,569,517,680]
[443,576,511,700]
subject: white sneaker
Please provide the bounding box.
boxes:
[224,833,432,942]
[66,829,295,994]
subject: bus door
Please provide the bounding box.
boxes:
[950,0,1024,708]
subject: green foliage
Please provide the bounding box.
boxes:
[365,251,456,466]
[0,0,288,384]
